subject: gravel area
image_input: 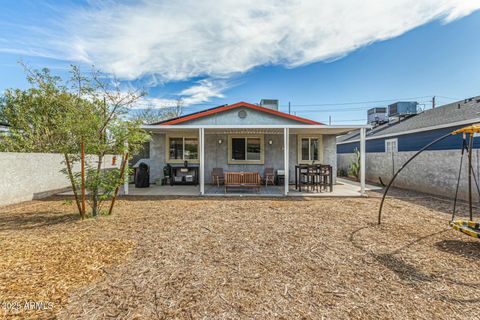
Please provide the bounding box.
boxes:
[1,190,479,319]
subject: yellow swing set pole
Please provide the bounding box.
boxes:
[468,132,474,221]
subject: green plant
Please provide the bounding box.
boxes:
[337,168,348,177]
[0,63,150,218]
[348,148,361,181]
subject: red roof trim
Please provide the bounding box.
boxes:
[158,102,322,125]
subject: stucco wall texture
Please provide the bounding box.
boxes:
[337,150,480,201]
[0,152,119,207]
[149,133,337,184]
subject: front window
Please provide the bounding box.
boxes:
[167,136,199,162]
[300,137,320,162]
[228,136,264,164]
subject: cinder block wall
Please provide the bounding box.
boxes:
[0,152,119,207]
[337,150,480,200]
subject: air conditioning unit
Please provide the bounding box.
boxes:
[259,99,279,110]
[367,107,388,125]
[388,102,418,117]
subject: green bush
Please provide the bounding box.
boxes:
[348,148,361,181]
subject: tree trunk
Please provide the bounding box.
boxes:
[108,152,129,215]
[91,152,104,217]
[64,153,82,217]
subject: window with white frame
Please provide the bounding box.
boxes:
[228,135,264,164]
[298,136,322,163]
[385,138,398,153]
[167,136,199,162]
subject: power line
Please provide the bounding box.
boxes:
[154,94,464,111]
[279,96,432,108]
[325,119,367,122]
[435,95,461,101]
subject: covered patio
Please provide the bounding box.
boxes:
[132,124,368,197]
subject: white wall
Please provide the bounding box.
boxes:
[0,152,119,207]
[338,149,480,200]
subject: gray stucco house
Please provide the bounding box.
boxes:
[141,101,367,195]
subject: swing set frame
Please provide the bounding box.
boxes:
[377,124,480,238]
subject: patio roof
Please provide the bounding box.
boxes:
[138,124,369,196]
[142,124,370,135]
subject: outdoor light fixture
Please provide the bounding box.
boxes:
[218,139,223,144]
[268,140,273,145]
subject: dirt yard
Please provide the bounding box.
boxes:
[1,190,479,319]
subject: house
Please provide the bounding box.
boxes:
[337,96,480,154]
[336,95,480,199]
[139,100,368,196]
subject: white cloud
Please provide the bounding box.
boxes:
[179,79,227,105]
[130,78,227,108]
[3,0,480,102]
[57,0,479,81]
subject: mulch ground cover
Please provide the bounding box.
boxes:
[1,189,479,319]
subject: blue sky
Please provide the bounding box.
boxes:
[0,1,479,124]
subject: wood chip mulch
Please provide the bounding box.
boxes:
[1,190,480,319]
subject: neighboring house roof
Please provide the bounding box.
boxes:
[153,101,322,125]
[338,95,480,143]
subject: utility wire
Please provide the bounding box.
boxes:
[279,96,432,108]
[159,94,463,111]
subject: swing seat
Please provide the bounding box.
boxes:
[450,220,480,238]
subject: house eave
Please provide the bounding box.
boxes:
[142,124,370,135]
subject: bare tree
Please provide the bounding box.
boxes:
[132,98,184,124]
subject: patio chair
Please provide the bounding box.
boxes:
[211,168,224,187]
[263,167,275,186]
[318,165,333,192]
[298,165,310,192]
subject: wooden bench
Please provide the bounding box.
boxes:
[225,172,261,193]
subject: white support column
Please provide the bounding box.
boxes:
[199,128,205,195]
[284,127,289,196]
[360,127,366,196]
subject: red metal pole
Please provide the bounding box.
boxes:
[81,140,86,218]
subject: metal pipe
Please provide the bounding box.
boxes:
[378,132,453,224]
